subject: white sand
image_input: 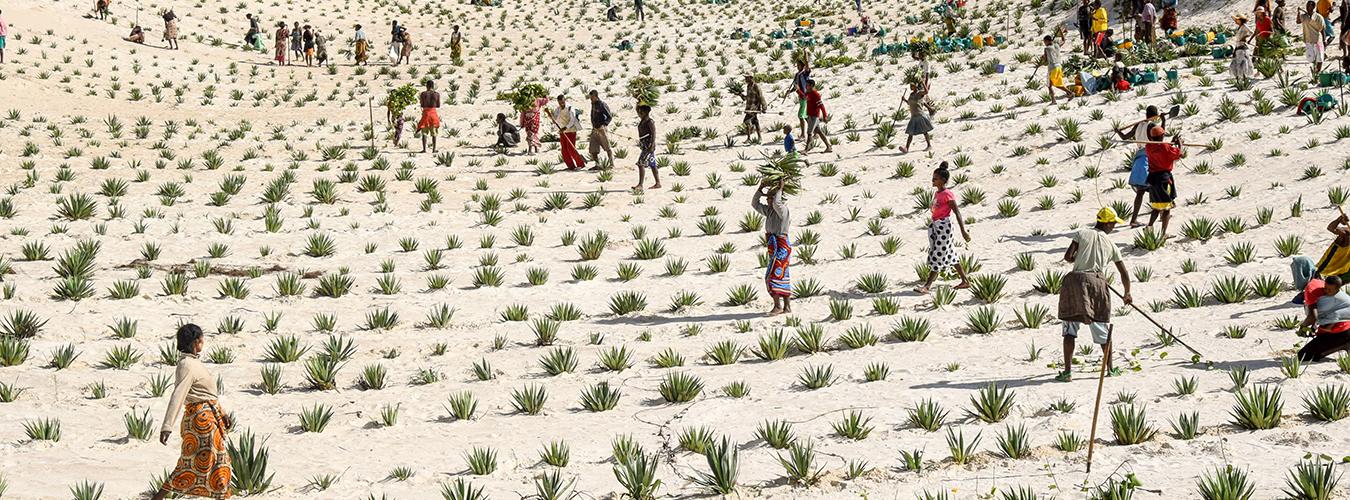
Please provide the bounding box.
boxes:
[1,0,1349,498]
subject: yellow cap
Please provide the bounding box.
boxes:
[1096,207,1125,224]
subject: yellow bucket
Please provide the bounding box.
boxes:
[1120,40,1134,49]
[972,35,984,48]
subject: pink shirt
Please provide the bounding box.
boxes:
[0,17,8,37]
[932,189,955,220]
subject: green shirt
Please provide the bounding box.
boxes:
[1071,228,1121,273]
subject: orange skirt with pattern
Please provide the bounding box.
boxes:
[165,401,232,499]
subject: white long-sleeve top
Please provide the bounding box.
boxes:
[161,353,219,433]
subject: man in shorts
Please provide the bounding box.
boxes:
[416,80,441,153]
[1301,0,1328,76]
[782,59,811,138]
[1057,207,1133,381]
[587,90,615,169]
[1043,35,1075,104]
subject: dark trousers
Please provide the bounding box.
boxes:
[1298,333,1350,362]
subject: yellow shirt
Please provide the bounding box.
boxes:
[1092,7,1109,33]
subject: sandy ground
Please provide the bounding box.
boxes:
[1,0,1349,498]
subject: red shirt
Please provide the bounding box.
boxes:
[805,90,827,119]
[932,189,955,220]
[1144,142,1181,173]
[1304,279,1350,334]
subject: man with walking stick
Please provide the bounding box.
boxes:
[1057,207,1133,382]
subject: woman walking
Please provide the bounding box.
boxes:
[161,10,179,50]
[352,24,369,65]
[273,22,289,65]
[1232,14,1255,81]
[901,81,935,153]
[753,179,792,315]
[916,162,972,294]
[521,96,547,155]
[150,324,232,500]
[314,29,328,65]
[289,21,303,63]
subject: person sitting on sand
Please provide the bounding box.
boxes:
[753,179,792,315]
[901,81,935,153]
[1143,125,1182,239]
[917,162,972,294]
[417,80,441,153]
[1057,207,1133,382]
[1296,276,1350,361]
[127,25,146,44]
[633,104,661,191]
[1292,213,1350,303]
[1094,28,1118,58]
[494,113,520,148]
[1115,105,1165,228]
[149,324,233,500]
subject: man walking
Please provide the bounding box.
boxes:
[634,0,645,22]
[1301,0,1328,76]
[1057,207,1133,381]
[1043,35,1075,104]
[1077,0,1094,54]
[633,104,661,191]
[1138,0,1157,44]
[742,74,766,143]
[417,80,441,154]
[550,95,586,170]
[802,79,832,153]
[587,90,615,168]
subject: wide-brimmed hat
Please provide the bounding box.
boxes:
[1234,14,1249,22]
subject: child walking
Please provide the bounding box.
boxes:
[634,104,661,191]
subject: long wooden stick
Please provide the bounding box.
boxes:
[1085,324,1112,474]
[1118,139,1210,148]
[1106,286,1204,359]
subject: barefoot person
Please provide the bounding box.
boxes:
[753,179,792,315]
[450,25,463,63]
[1043,35,1075,104]
[917,162,971,293]
[1114,105,1165,227]
[417,80,441,153]
[902,81,935,153]
[1300,0,1328,76]
[273,22,289,65]
[633,104,661,191]
[782,59,811,137]
[1296,276,1350,361]
[587,90,615,168]
[1291,213,1350,303]
[161,10,179,50]
[1143,125,1182,238]
[550,95,587,170]
[521,96,547,155]
[0,9,8,63]
[494,113,521,148]
[352,24,369,65]
[150,324,232,500]
[1056,207,1133,382]
[803,79,833,153]
[289,21,303,63]
[742,75,766,143]
[1232,14,1256,81]
[301,25,314,66]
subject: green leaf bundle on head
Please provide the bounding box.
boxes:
[498,82,549,112]
[386,84,418,111]
[757,153,804,196]
[627,76,669,106]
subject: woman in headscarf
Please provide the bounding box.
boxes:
[273,22,289,65]
[148,324,232,500]
[1232,14,1255,80]
[352,24,369,65]
[161,10,179,50]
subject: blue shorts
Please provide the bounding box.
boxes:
[637,151,657,170]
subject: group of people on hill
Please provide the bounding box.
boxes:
[259,19,329,66]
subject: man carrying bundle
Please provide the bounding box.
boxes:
[1057,207,1133,382]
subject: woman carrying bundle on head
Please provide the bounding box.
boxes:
[916,162,972,294]
[149,324,232,500]
[753,176,793,315]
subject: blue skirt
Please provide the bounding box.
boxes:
[1128,149,1149,188]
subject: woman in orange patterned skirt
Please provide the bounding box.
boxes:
[152,324,232,500]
